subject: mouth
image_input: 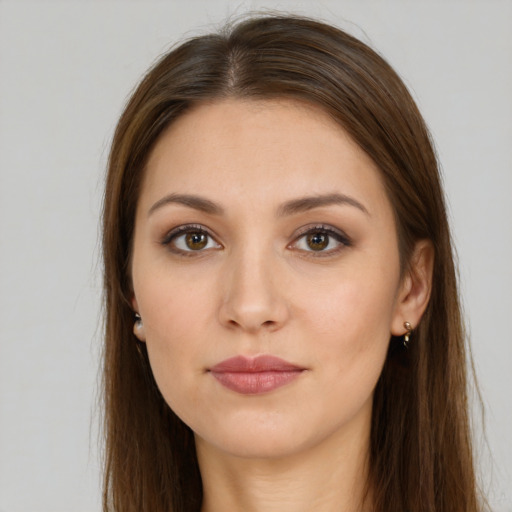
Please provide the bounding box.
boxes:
[208,355,306,395]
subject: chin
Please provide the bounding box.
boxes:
[191,403,365,462]
[195,424,316,460]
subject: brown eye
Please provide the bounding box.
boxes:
[306,232,329,251]
[291,225,351,256]
[163,225,221,254]
[185,232,208,250]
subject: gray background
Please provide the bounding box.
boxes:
[0,1,511,510]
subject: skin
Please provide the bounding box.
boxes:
[131,99,433,512]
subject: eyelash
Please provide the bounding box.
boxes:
[290,224,352,257]
[161,224,351,257]
[161,224,219,257]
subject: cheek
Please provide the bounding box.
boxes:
[297,266,398,368]
[136,256,216,337]
[134,269,216,391]
[294,275,395,428]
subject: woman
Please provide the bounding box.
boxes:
[102,14,483,512]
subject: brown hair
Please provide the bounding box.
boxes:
[102,14,482,511]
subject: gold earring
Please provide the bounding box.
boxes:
[403,321,412,348]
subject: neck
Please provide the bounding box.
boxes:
[196,411,373,512]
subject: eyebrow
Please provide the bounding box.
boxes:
[148,192,369,217]
[148,193,224,216]
[277,193,370,217]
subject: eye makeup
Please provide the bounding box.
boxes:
[159,221,352,260]
[161,224,221,256]
[289,224,352,258]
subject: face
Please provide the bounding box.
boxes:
[131,99,406,459]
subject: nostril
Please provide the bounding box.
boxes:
[225,317,278,332]
[218,279,289,332]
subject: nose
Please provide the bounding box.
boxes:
[218,247,290,334]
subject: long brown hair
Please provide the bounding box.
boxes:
[102,14,482,511]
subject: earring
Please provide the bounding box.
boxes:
[133,313,146,341]
[403,321,412,348]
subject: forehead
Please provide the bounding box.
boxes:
[140,98,391,218]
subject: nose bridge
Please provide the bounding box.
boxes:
[219,237,287,332]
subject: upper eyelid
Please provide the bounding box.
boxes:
[161,224,218,244]
[289,224,352,252]
[161,225,222,256]
[292,224,350,240]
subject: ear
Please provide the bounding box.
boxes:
[391,239,434,336]
[131,295,139,313]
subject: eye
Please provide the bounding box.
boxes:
[162,225,221,254]
[291,225,351,255]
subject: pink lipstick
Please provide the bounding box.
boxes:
[209,355,305,395]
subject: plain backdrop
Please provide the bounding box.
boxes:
[0,1,511,511]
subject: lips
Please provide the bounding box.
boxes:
[209,355,305,395]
